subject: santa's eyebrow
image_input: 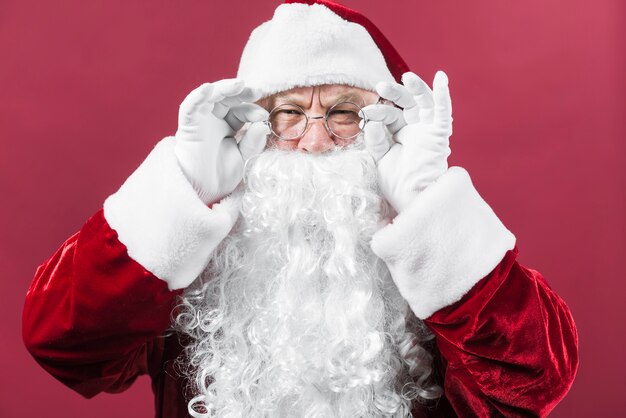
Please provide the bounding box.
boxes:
[266,90,372,109]
[320,92,370,107]
[272,94,307,106]
[268,92,312,108]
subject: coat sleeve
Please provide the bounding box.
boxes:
[22,210,181,397]
[371,167,578,417]
[425,250,578,417]
[23,137,241,397]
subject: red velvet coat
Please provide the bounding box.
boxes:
[23,209,578,417]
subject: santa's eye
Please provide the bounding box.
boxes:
[277,109,304,116]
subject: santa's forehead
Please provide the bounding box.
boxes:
[269,84,378,107]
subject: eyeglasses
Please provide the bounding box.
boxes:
[266,101,368,141]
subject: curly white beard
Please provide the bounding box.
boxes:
[175,142,441,418]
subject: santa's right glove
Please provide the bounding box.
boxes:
[363,71,516,320]
[362,71,452,213]
[175,79,270,205]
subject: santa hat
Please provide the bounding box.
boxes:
[237,0,409,98]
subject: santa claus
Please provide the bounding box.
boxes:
[23,1,578,417]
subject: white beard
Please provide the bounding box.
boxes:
[176,142,441,418]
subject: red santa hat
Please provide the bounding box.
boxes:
[237,0,409,97]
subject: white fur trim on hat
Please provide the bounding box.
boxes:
[237,3,395,97]
[371,167,516,319]
[103,137,241,290]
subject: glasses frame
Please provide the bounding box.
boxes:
[266,101,370,141]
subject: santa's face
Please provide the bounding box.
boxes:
[261,84,379,152]
[176,85,440,416]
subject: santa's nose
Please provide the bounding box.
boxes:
[297,118,335,153]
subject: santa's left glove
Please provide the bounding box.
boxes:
[362,71,452,213]
[175,79,270,205]
[103,80,270,289]
[363,72,516,319]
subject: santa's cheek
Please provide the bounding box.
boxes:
[268,137,299,151]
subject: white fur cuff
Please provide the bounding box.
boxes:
[103,137,240,290]
[371,167,516,319]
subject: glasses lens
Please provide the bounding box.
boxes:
[268,104,307,140]
[326,102,364,139]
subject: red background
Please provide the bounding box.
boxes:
[1,0,624,416]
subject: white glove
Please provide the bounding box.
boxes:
[175,79,270,205]
[362,71,453,212]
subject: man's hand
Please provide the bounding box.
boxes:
[175,79,270,205]
[363,71,452,213]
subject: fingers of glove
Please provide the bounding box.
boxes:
[180,83,211,111]
[207,79,245,102]
[207,79,245,118]
[361,104,406,135]
[433,71,453,133]
[363,121,391,162]
[376,81,420,124]
[237,86,263,103]
[177,80,240,123]
[402,72,435,123]
[212,102,230,119]
[224,103,270,131]
[179,84,213,124]
[212,86,262,119]
[238,122,271,161]
[376,81,417,109]
[180,79,247,118]
[218,87,261,108]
